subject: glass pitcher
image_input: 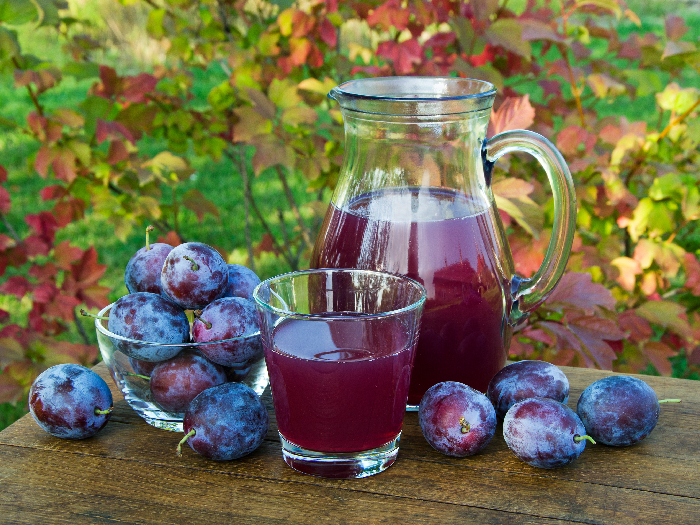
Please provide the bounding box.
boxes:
[310,77,576,406]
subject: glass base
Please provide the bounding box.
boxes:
[279,432,401,479]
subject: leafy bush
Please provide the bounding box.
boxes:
[0,0,698,410]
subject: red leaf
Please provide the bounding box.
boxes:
[544,272,617,314]
[556,125,596,157]
[0,373,25,404]
[40,185,68,201]
[95,65,120,99]
[0,165,6,183]
[643,341,676,376]
[487,95,535,138]
[567,316,621,370]
[377,39,423,75]
[618,310,653,343]
[54,241,84,270]
[367,0,410,31]
[0,309,9,323]
[107,140,129,164]
[34,145,54,177]
[53,198,86,227]
[318,18,337,47]
[29,262,58,282]
[51,148,77,183]
[157,231,182,246]
[0,276,32,299]
[0,186,10,214]
[46,339,98,366]
[254,234,277,256]
[96,119,136,145]
[76,283,111,310]
[288,38,311,67]
[0,233,13,251]
[684,252,700,295]
[69,247,107,287]
[665,15,688,41]
[25,211,58,244]
[181,189,220,222]
[122,73,158,104]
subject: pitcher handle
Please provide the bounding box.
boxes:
[482,130,577,327]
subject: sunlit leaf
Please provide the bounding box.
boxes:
[636,300,694,339]
[485,19,531,58]
[487,95,535,137]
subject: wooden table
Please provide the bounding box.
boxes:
[0,364,697,524]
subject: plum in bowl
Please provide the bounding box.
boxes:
[94,302,267,432]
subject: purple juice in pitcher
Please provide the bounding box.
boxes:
[265,315,415,452]
[311,187,511,404]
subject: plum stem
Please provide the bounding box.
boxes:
[574,434,596,445]
[80,309,108,321]
[176,429,196,457]
[459,416,470,434]
[193,309,212,329]
[125,372,151,381]
[183,255,199,271]
[145,225,154,251]
[94,407,113,415]
[659,399,682,403]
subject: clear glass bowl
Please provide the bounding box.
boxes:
[94,302,269,432]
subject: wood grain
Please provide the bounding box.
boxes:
[0,363,697,525]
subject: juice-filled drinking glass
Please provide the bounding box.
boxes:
[253,268,426,479]
[311,77,576,406]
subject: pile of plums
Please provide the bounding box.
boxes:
[419,360,680,469]
[29,227,269,461]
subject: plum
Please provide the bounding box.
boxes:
[487,360,569,419]
[503,398,594,469]
[125,226,173,295]
[161,242,228,310]
[177,382,269,461]
[107,292,190,362]
[149,352,227,413]
[192,297,262,367]
[223,264,261,301]
[418,381,496,457]
[28,364,113,439]
[576,375,668,447]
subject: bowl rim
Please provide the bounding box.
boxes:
[95,302,261,346]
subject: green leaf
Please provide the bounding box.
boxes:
[485,19,531,58]
[656,82,700,114]
[635,300,693,339]
[250,134,295,176]
[0,0,37,25]
[575,0,621,19]
[282,106,317,127]
[628,197,676,241]
[147,8,166,39]
[0,26,21,63]
[624,70,664,98]
[649,173,684,201]
[269,78,301,109]
[62,61,100,80]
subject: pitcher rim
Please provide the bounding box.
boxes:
[329,76,497,102]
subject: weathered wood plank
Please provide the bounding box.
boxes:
[2,363,698,525]
[0,445,579,525]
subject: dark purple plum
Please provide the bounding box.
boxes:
[107,292,190,362]
[419,381,496,457]
[161,242,228,310]
[125,226,173,294]
[192,297,262,367]
[223,264,261,301]
[503,398,593,469]
[149,352,227,413]
[487,360,570,419]
[177,382,269,461]
[28,364,113,439]
[128,356,159,377]
[577,375,661,447]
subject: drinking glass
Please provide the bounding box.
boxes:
[253,268,426,478]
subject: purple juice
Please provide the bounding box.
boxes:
[311,187,511,404]
[265,315,416,453]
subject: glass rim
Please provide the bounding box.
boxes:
[252,268,427,321]
[94,303,261,346]
[329,76,497,103]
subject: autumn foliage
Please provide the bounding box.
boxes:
[0,0,699,405]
